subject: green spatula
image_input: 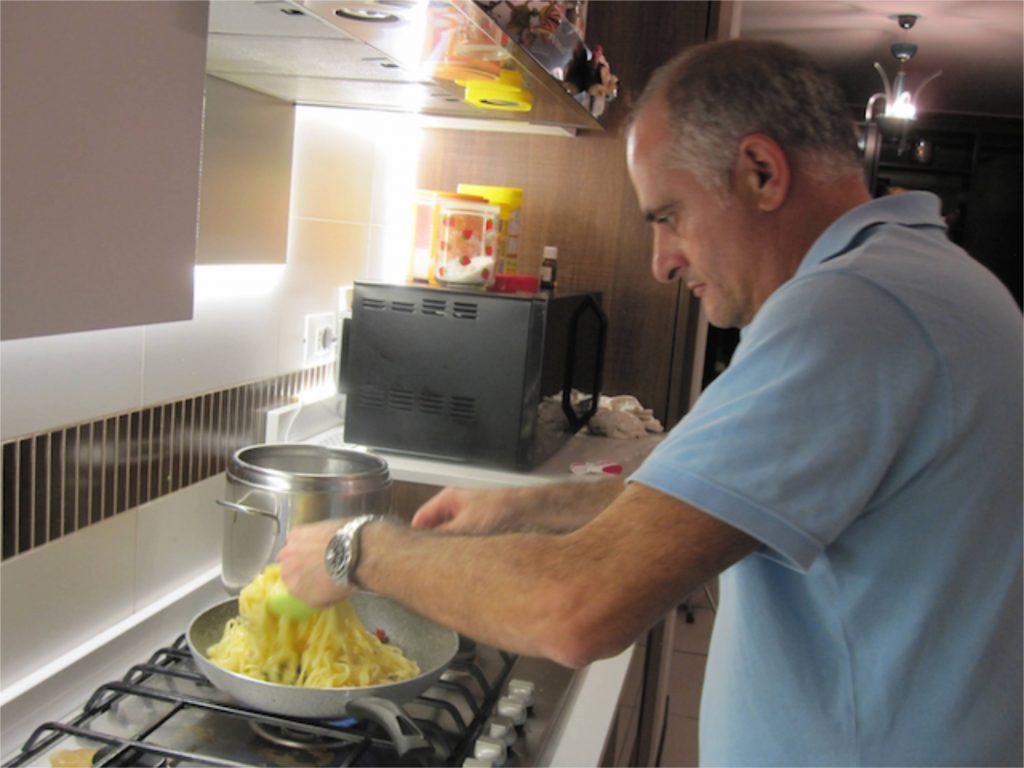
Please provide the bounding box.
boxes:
[266,580,318,621]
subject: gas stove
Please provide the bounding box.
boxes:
[1,412,638,767]
[3,631,574,767]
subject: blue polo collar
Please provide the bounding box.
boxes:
[796,191,947,278]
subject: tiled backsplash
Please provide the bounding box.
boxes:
[1,363,335,561]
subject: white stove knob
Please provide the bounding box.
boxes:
[507,678,536,708]
[486,714,517,746]
[496,694,528,725]
[462,758,494,768]
[473,735,507,766]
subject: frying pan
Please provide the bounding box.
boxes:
[187,594,459,755]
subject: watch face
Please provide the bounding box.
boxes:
[326,534,352,582]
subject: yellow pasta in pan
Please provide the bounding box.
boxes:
[207,564,419,688]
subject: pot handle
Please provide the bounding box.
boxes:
[346,697,431,757]
[215,498,281,535]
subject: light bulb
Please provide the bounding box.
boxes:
[887,91,917,120]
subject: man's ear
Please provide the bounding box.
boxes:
[735,134,790,212]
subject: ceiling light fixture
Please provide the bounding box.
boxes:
[865,14,942,123]
[335,7,400,23]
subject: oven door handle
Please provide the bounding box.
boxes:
[561,294,607,433]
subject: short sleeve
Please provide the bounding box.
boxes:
[630,270,942,571]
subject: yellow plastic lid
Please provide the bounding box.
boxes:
[457,184,523,208]
[464,70,532,112]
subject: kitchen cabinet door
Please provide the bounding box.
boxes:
[196,77,294,265]
[1,1,209,340]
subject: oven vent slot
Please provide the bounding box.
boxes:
[421,298,447,317]
[450,396,477,421]
[388,387,416,411]
[390,301,416,314]
[356,385,387,409]
[451,301,479,320]
[418,392,445,414]
[360,297,387,311]
[357,386,474,420]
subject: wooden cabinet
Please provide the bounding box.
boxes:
[196,77,294,265]
[1,1,209,340]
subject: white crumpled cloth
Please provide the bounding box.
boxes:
[539,391,664,439]
[586,394,664,439]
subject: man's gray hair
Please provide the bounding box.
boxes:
[633,39,862,191]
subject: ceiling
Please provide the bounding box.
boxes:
[728,0,1023,120]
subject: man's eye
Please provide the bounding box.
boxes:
[645,209,678,228]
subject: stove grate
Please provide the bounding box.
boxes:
[5,636,519,768]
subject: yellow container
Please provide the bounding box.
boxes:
[456,184,523,275]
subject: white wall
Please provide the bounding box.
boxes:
[0,107,421,699]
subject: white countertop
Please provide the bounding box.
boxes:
[542,645,637,767]
[311,426,664,489]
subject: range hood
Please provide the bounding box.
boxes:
[206,0,602,133]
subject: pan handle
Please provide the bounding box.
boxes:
[215,498,281,535]
[346,697,431,757]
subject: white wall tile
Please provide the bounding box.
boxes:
[141,291,283,404]
[133,476,225,610]
[290,108,377,223]
[287,218,370,288]
[0,510,137,687]
[366,224,410,284]
[0,327,144,440]
[279,218,370,371]
[368,115,422,229]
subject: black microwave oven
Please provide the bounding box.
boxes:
[340,282,606,470]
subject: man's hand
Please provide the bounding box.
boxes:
[413,481,626,535]
[411,486,526,534]
[277,518,352,608]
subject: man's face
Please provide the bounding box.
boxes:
[627,99,763,329]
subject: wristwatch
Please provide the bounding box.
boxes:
[324,514,381,588]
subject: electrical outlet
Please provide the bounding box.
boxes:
[265,401,301,442]
[302,312,338,368]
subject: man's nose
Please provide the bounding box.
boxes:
[651,231,685,284]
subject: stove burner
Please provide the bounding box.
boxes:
[249,720,356,750]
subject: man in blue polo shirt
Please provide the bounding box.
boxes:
[280,39,1022,766]
[627,73,1023,764]
[623,42,1020,765]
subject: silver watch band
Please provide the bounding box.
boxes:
[324,514,381,588]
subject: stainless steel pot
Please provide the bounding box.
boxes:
[218,444,391,593]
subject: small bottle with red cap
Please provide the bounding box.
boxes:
[539,245,558,293]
